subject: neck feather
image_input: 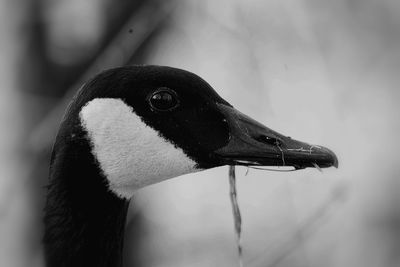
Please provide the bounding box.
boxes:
[44,130,130,267]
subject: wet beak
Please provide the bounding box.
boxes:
[215,104,338,170]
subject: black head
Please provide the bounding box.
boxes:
[57,65,337,196]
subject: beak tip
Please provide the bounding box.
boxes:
[325,147,339,169]
[333,154,339,168]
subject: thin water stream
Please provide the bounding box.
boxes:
[229,166,244,267]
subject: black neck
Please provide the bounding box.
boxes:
[44,131,130,267]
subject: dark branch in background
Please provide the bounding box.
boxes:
[28,0,178,153]
[22,2,177,266]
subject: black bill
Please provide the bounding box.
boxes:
[215,104,338,170]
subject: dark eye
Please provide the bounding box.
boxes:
[148,88,179,111]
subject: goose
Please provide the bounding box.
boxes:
[44,65,338,267]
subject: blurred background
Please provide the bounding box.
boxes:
[1,0,400,266]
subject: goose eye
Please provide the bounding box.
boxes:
[148,88,179,111]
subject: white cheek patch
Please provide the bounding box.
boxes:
[79,98,198,198]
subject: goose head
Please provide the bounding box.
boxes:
[58,65,337,199]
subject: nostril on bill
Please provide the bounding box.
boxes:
[254,135,282,147]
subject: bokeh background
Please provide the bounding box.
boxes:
[1,0,400,266]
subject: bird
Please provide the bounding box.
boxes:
[43,65,338,267]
